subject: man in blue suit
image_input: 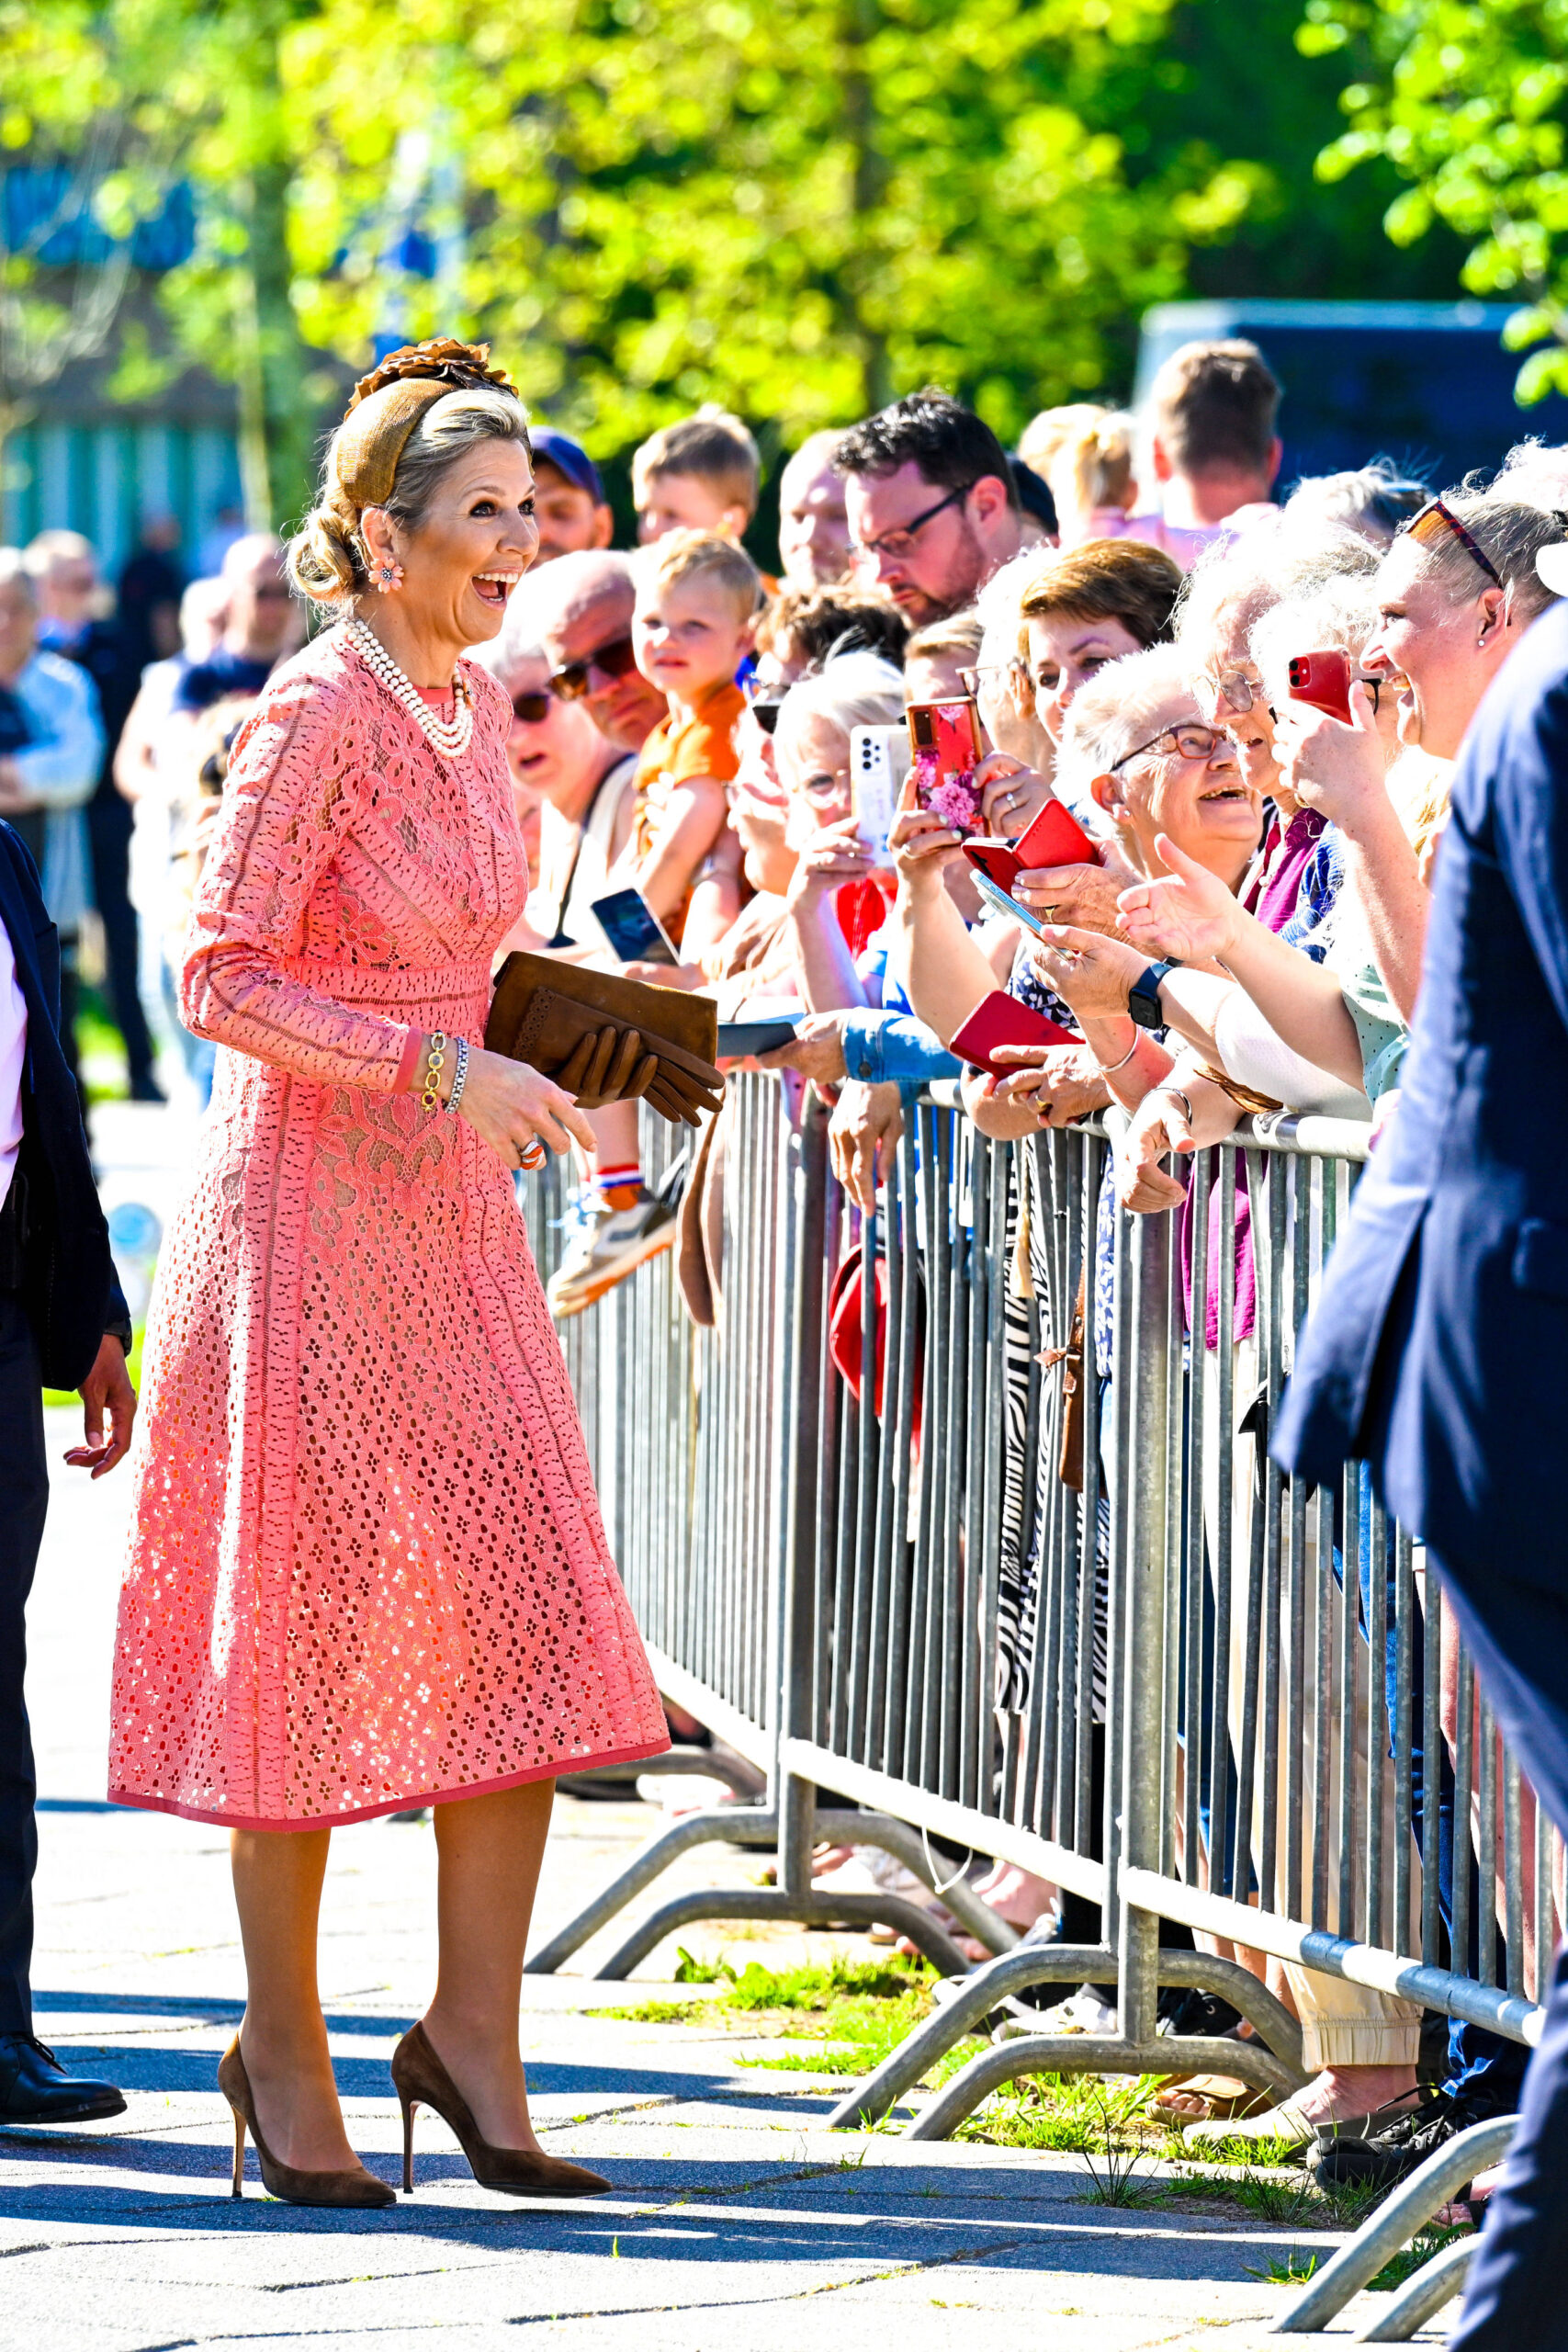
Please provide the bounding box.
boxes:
[1277,579,1568,2347]
[0,818,137,2126]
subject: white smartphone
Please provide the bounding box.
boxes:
[850,724,911,864]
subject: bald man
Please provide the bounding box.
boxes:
[776,431,852,592]
[534,551,667,756]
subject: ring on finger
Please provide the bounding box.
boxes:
[517,1137,547,1171]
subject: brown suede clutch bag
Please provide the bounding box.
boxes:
[485,952,724,1125]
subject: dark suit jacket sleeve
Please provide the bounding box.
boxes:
[1492,662,1568,1035]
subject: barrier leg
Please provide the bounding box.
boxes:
[906,2027,1299,2142]
[824,1943,1306,2129]
[526,1799,1020,1978]
[525,1805,778,1975]
[1353,2235,1477,2342]
[1271,2112,1517,2333]
[592,1889,976,1981]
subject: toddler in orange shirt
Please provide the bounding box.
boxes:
[621,529,761,954]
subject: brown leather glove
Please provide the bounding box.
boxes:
[486,953,724,1126]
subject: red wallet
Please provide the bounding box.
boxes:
[950,989,1077,1079]
[961,795,1100,895]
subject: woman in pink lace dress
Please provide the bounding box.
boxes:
[109,343,669,2208]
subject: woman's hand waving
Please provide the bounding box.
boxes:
[1117,834,1242,967]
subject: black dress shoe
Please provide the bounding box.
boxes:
[0,2035,127,2123]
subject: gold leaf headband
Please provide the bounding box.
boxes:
[330,338,519,514]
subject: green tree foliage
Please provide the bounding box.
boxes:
[287,0,1282,454]
[6,0,1294,514]
[1296,0,1568,399]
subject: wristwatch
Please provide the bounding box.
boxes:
[1127,958,1179,1031]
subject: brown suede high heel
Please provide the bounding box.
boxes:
[390,2019,609,2198]
[218,2037,396,2208]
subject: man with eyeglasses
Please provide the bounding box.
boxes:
[833,391,1025,628]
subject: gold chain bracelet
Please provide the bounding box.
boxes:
[420,1031,447,1114]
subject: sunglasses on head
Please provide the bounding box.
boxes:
[1402,497,1506,593]
[547,634,640,700]
[512,691,551,723]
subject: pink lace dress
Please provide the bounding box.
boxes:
[108,630,669,1828]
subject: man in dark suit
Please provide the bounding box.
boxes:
[1276,584,1568,2348]
[0,818,137,2125]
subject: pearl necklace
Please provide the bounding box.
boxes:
[348,617,474,760]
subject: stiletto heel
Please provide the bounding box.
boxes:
[390,2022,609,2199]
[217,2038,396,2209]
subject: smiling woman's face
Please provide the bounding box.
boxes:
[379,438,539,655]
[1093,689,1262,885]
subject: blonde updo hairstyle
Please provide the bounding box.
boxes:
[288,342,531,612]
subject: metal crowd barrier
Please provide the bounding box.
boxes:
[525,1074,1547,2325]
[524,1075,1015,1977]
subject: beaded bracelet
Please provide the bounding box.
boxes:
[445,1034,470,1118]
[420,1031,447,1114]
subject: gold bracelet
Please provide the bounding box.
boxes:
[420,1031,447,1114]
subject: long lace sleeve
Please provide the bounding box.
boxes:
[181,662,421,1092]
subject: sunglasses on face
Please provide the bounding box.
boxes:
[1111,720,1227,772]
[1402,497,1506,593]
[511,691,552,723]
[547,634,640,700]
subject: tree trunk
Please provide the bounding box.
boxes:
[841,0,892,416]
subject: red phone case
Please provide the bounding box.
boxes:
[961,838,1023,893]
[962,797,1100,895]
[950,990,1077,1080]
[907,698,985,838]
[1288,649,1353,725]
[1013,795,1100,869]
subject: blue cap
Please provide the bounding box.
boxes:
[531,428,604,504]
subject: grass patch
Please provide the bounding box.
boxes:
[1367,2222,1472,2292]
[1246,2248,1321,2287]
[588,1948,982,2082]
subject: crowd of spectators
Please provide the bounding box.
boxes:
[13,339,1562,2208]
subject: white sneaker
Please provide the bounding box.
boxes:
[546,1184,675,1317]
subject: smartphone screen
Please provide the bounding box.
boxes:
[850,725,910,864]
[970,866,1047,937]
[590,887,680,966]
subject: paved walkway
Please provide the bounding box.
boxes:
[2,1107,1451,2348]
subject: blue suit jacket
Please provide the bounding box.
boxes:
[1275,600,1568,1583]
[0,820,126,1388]
[1279,597,1568,1589]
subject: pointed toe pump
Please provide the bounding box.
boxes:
[390,2020,610,2198]
[218,2038,396,2208]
